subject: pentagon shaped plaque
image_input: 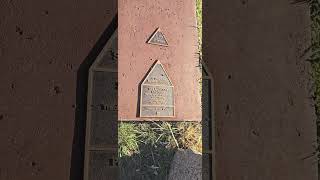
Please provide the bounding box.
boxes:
[147,28,168,47]
[140,61,174,117]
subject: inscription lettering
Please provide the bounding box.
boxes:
[142,86,173,105]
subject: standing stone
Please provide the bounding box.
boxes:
[119,0,201,121]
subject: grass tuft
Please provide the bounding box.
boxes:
[309,0,320,162]
[118,123,139,157]
[177,122,202,153]
[118,122,202,157]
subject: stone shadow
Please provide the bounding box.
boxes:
[201,60,214,180]
[69,14,118,180]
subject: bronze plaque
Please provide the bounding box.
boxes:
[147,28,168,46]
[140,61,174,117]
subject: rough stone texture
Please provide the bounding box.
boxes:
[119,0,201,121]
[0,1,117,180]
[88,150,118,180]
[168,149,202,180]
[88,68,118,147]
[204,1,318,180]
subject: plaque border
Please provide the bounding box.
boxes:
[139,60,175,118]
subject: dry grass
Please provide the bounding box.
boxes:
[176,122,202,153]
[118,121,202,157]
[118,121,202,179]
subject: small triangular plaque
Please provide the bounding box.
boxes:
[147,28,168,47]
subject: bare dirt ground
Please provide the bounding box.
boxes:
[204,1,318,180]
[0,1,117,180]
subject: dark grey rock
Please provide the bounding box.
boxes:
[168,149,202,180]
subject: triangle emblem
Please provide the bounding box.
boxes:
[147,28,168,47]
